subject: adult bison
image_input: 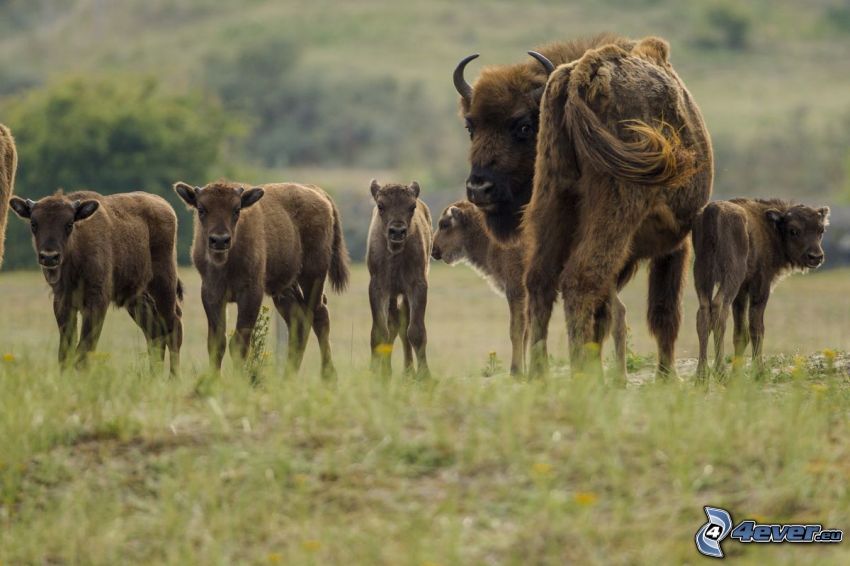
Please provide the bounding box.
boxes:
[454,35,713,379]
[0,124,17,269]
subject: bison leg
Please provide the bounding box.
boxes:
[148,263,181,377]
[368,278,392,377]
[747,288,770,377]
[731,290,750,374]
[230,290,263,367]
[647,243,689,381]
[406,281,430,379]
[273,287,311,377]
[696,296,711,381]
[609,291,628,385]
[76,296,108,369]
[562,204,641,377]
[301,275,336,381]
[389,297,413,375]
[507,285,527,376]
[202,283,227,373]
[53,295,78,370]
[127,294,166,373]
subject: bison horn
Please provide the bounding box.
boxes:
[528,51,555,76]
[453,53,479,102]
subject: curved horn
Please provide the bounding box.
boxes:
[528,51,555,76]
[453,53,479,101]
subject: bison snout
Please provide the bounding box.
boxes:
[431,245,442,260]
[807,251,824,267]
[466,180,494,204]
[208,233,232,250]
[38,250,60,268]
[388,226,407,242]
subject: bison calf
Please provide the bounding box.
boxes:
[175,181,349,378]
[9,191,183,373]
[431,201,528,374]
[367,180,432,378]
[693,199,829,378]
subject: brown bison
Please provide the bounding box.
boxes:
[0,124,18,269]
[175,181,349,378]
[367,180,431,379]
[454,35,712,378]
[693,199,828,379]
[9,191,183,374]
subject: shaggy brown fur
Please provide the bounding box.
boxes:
[693,199,828,378]
[455,33,634,240]
[9,191,183,374]
[519,36,713,378]
[176,180,349,378]
[367,180,432,379]
[0,124,18,269]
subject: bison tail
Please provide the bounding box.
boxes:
[0,124,17,270]
[692,203,720,302]
[175,278,185,318]
[566,96,698,188]
[328,199,351,293]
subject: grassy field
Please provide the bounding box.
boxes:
[1,264,849,564]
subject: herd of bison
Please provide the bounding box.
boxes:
[0,34,831,383]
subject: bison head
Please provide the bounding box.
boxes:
[175,181,264,265]
[370,179,421,255]
[766,205,830,270]
[9,194,100,285]
[431,201,479,264]
[454,51,555,241]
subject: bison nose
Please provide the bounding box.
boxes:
[388,226,407,242]
[807,251,824,265]
[208,234,231,250]
[466,178,495,204]
[38,250,60,268]
[431,245,442,260]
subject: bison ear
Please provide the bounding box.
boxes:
[370,179,381,201]
[9,197,34,219]
[409,181,420,199]
[74,200,100,222]
[765,208,783,226]
[174,182,199,208]
[241,187,264,209]
[818,207,830,224]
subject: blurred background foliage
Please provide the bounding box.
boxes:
[1,0,850,266]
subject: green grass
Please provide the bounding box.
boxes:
[1,266,849,563]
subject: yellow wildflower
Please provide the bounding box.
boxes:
[823,348,837,362]
[531,462,553,477]
[267,553,282,564]
[302,539,321,552]
[574,491,598,506]
[375,343,393,355]
[2,353,14,362]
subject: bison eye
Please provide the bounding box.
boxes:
[515,122,534,141]
[409,205,416,213]
[197,206,207,219]
[465,119,475,139]
[377,204,385,213]
[790,228,800,237]
[233,208,240,220]
[30,221,38,234]
[65,222,73,235]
